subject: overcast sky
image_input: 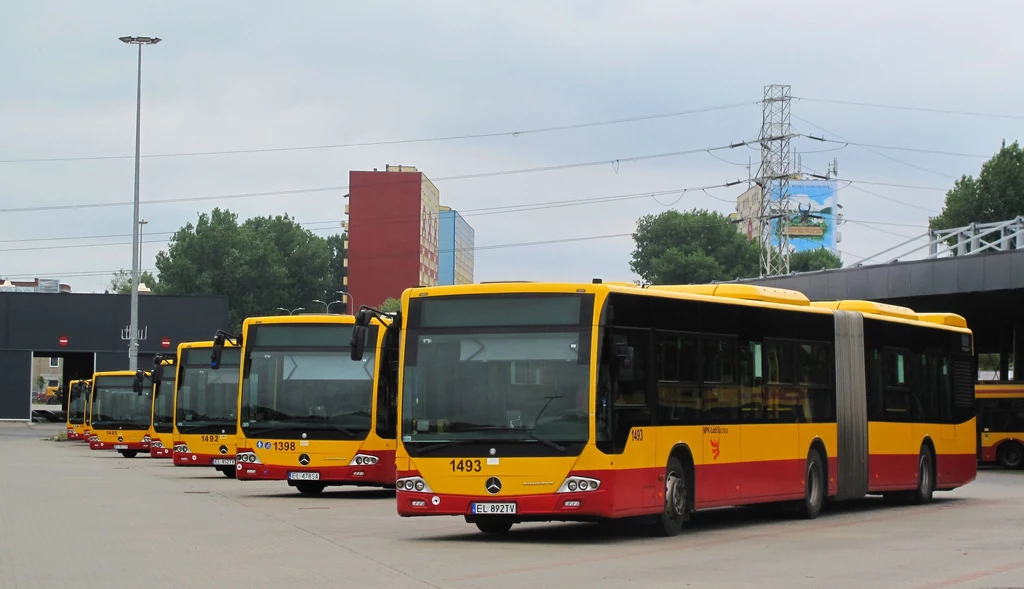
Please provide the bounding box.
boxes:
[3,0,1023,294]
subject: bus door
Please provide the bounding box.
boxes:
[699,336,741,504]
[763,340,802,496]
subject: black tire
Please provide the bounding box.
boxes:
[474,518,514,534]
[119,450,139,458]
[997,441,1023,470]
[217,466,237,479]
[911,447,935,505]
[798,451,825,519]
[295,482,326,496]
[652,456,688,536]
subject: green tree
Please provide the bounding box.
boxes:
[109,269,159,294]
[630,209,760,285]
[930,141,1024,231]
[789,248,842,273]
[380,297,401,313]
[155,208,333,329]
[36,375,46,394]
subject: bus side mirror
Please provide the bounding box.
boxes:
[350,324,366,362]
[133,370,144,394]
[211,334,225,369]
[152,363,164,382]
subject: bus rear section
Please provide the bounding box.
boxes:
[976,383,1024,469]
[65,379,91,440]
[235,314,398,495]
[390,283,977,536]
[147,356,178,458]
[172,341,241,477]
[88,371,152,457]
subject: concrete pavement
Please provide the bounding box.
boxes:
[1,423,1022,589]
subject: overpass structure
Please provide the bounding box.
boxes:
[738,218,1024,380]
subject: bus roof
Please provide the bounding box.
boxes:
[176,339,237,351]
[403,282,970,334]
[242,313,390,328]
[92,370,142,378]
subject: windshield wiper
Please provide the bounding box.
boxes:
[444,423,567,453]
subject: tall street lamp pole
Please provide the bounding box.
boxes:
[119,35,161,371]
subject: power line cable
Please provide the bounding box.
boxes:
[0,101,758,164]
[0,182,745,250]
[796,115,955,180]
[794,97,1024,120]
[0,137,772,214]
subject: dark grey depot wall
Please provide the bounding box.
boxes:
[0,292,229,420]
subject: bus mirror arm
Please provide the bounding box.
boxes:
[349,305,402,362]
[211,330,241,369]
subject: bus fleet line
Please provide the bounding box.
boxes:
[61,281,1016,536]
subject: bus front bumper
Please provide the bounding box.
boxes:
[89,440,150,451]
[235,461,393,486]
[66,429,85,441]
[173,451,235,468]
[150,445,173,458]
[396,489,614,519]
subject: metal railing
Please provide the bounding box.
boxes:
[853,217,1024,266]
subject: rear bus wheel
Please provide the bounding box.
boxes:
[652,456,688,536]
[997,441,1023,470]
[798,451,825,519]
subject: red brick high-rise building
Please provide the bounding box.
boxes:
[346,165,440,310]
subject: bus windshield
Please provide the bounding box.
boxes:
[152,364,177,434]
[176,348,241,434]
[92,376,151,430]
[401,294,591,450]
[240,323,377,440]
[68,382,88,424]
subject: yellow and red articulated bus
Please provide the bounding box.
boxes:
[976,383,1024,469]
[171,340,242,476]
[372,282,977,536]
[87,370,152,457]
[234,313,398,495]
[145,354,177,458]
[65,379,91,441]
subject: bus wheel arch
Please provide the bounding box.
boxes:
[996,439,1024,469]
[807,438,830,496]
[668,443,695,514]
[650,445,694,537]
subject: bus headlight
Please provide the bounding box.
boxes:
[557,476,601,493]
[174,444,190,454]
[236,451,261,464]
[142,435,152,443]
[349,454,379,466]
[396,476,432,493]
[150,440,164,449]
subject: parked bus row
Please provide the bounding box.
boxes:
[63,282,992,536]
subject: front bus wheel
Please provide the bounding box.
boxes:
[474,517,514,535]
[217,466,237,479]
[119,450,138,458]
[652,456,688,537]
[295,482,326,496]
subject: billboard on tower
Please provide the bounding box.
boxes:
[768,179,839,254]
